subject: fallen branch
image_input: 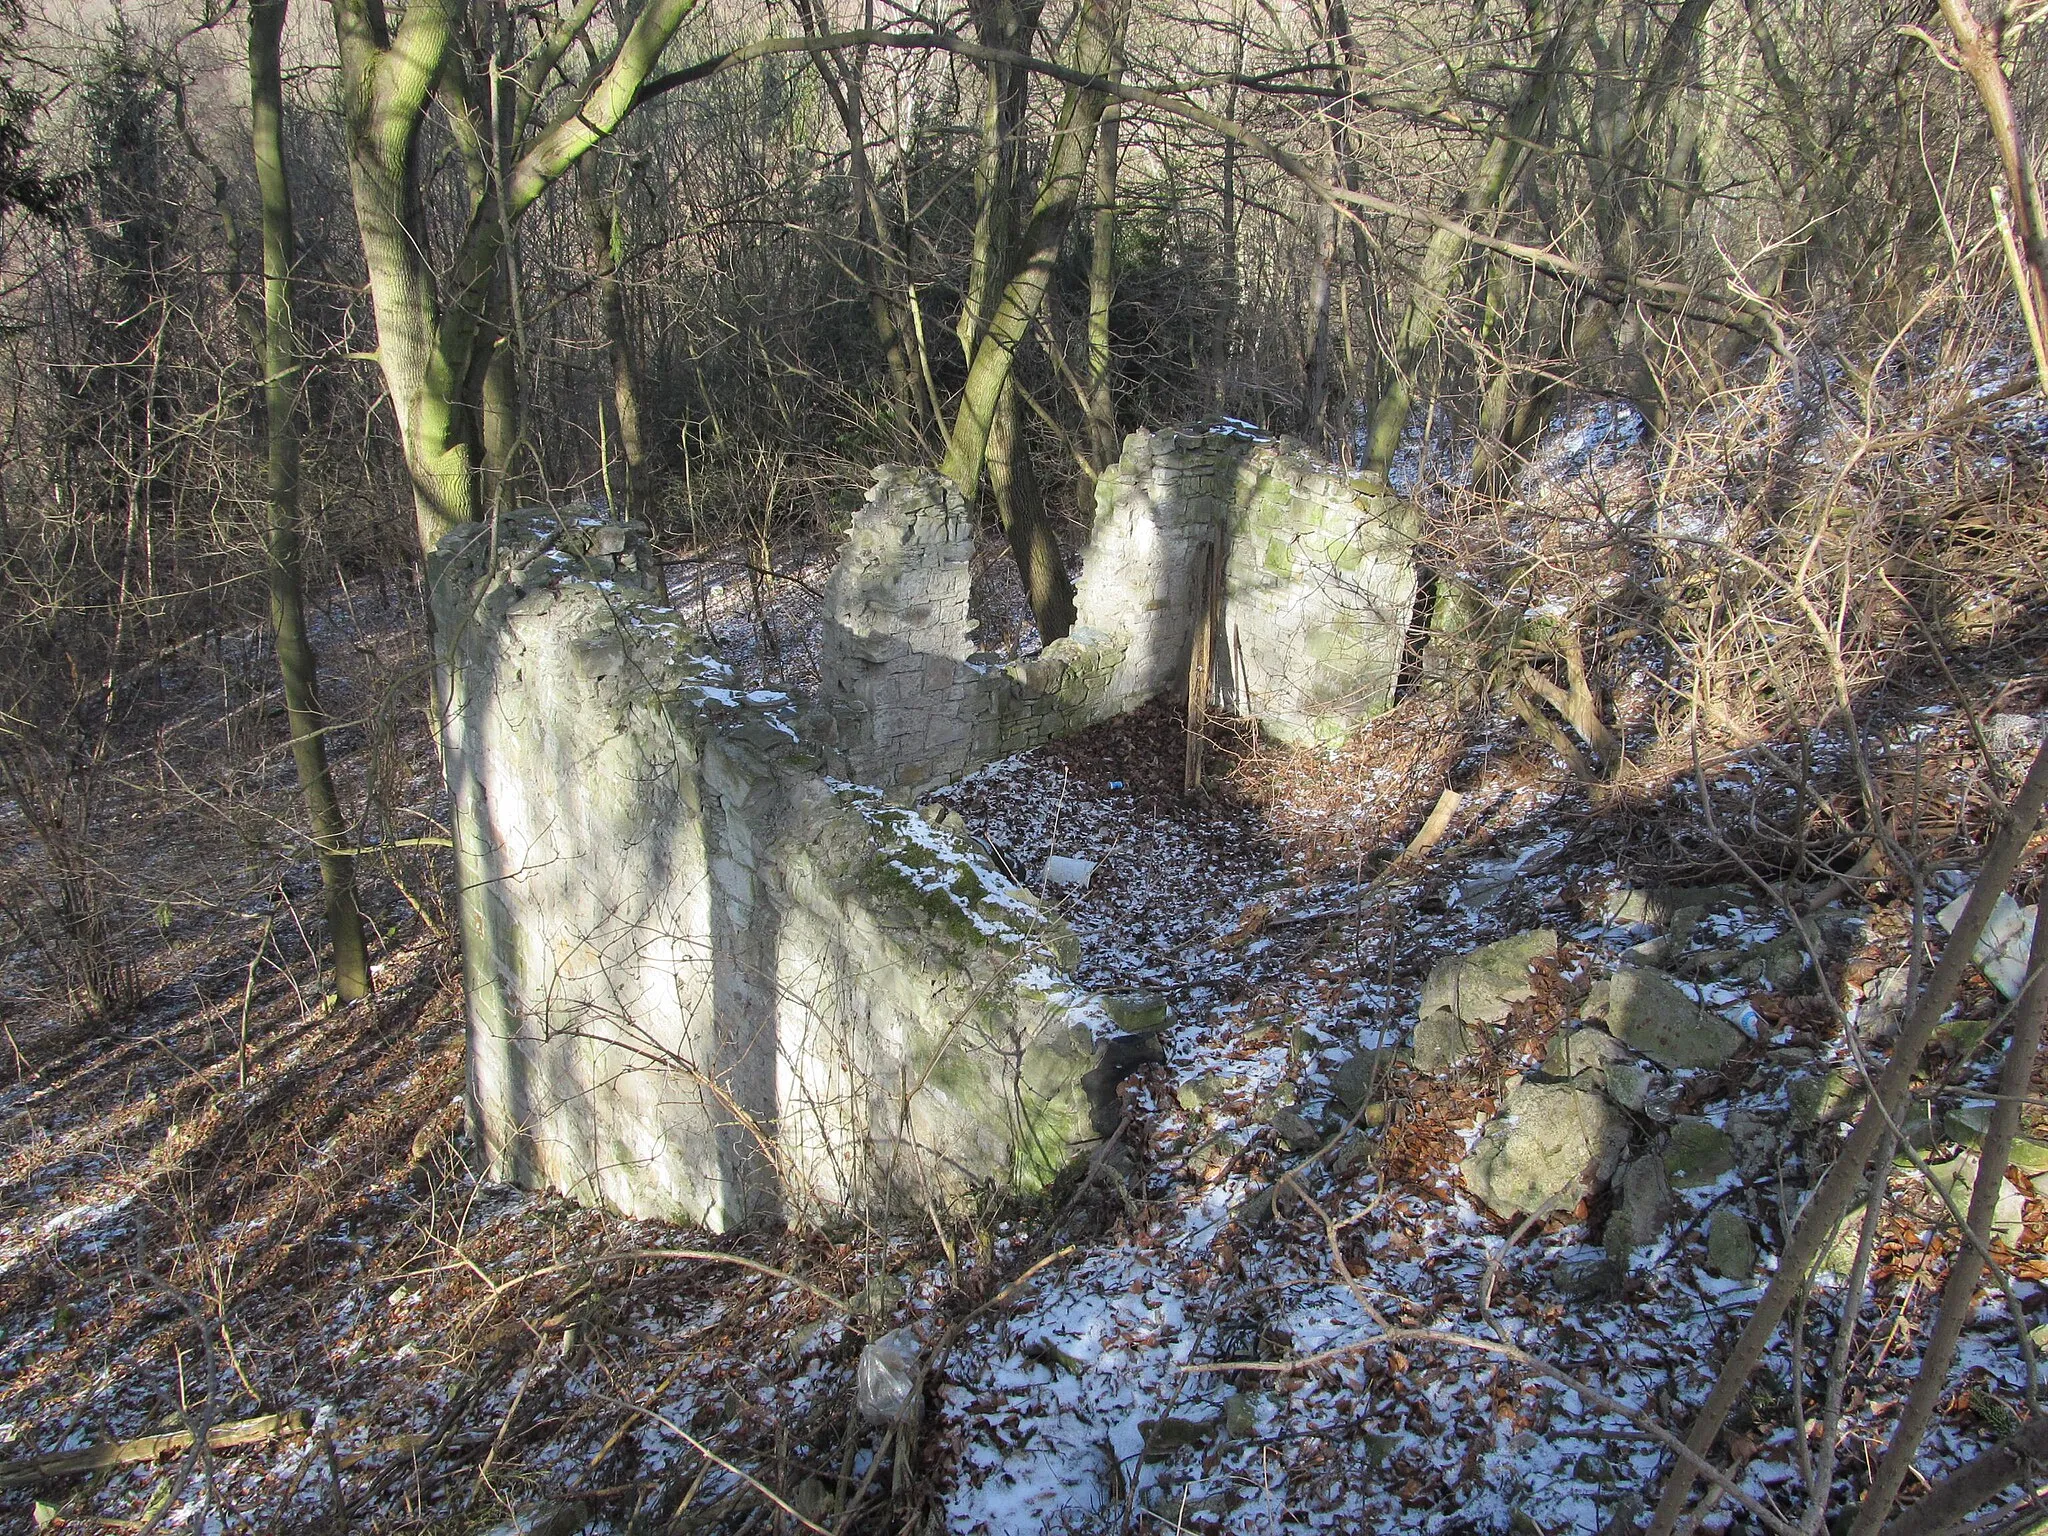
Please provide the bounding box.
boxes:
[0,1410,310,1486]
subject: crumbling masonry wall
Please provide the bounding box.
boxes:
[433,513,1122,1232]
[435,423,1416,1230]
[818,424,1421,790]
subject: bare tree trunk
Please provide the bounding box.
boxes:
[793,0,934,439]
[987,377,1076,639]
[331,0,477,554]
[1358,0,1588,488]
[939,0,1129,639]
[253,0,370,1001]
[330,0,697,556]
[1848,902,2046,1531]
[1085,104,1120,489]
[1937,0,2048,379]
[1300,193,1338,436]
[1209,9,1247,410]
[578,160,648,518]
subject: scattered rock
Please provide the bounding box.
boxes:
[1936,888,2038,1001]
[1411,1010,1479,1074]
[1100,992,1171,1032]
[849,1273,905,1319]
[1190,1133,1241,1180]
[1223,1392,1268,1441]
[1985,712,2048,757]
[1601,1058,1676,1120]
[1175,1075,1238,1112]
[1269,1106,1325,1153]
[1604,1154,1671,1259]
[1603,885,1748,931]
[1732,933,1809,991]
[1664,1118,1736,1188]
[1461,1080,1631,1218]
[1082,1029,1168,1134]
[1544,1027,1631,1085]
[1790,1068,1865,1131]
[478,1505,589,1536]
[1857,965,1911,1042]
[791,1477,836,1523]
[1553,1248,1621,1299]
[1359,1431,1403,1467]
[1816,1204,1870,1277]
[1420,929,1558,1026]
[1810,907,1870,955]
[1922,1153,2028,1246]
[1704,1207,1755,1278]
[1597,967,1748,1070]
[1329,1130,1376,1178]
[1723,1109,1781,1176]
[1141,1413,1218,1458]
[1330,1048,1403,1111]
[1944,1105,2048,1173]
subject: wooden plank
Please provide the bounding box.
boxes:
[1184,542,1220,795]
[0,1410,310,1485]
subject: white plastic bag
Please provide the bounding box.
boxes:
[855,1327,921,1423]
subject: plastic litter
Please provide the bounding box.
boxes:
[855,1328,921,1423]
[1043,854,1097,889]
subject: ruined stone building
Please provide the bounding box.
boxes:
[432,424,1421,1229]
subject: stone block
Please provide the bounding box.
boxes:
[1461,1080,1632,1218]
[1598,967,1748,1069]
[1421,930,1558,1026]
[431,512,1120,1230]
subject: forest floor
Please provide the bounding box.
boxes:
[2,490,2046,1536]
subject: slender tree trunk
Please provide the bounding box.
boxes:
[1646,742,2048,1536]
[252,0,371,1001]
[1467,249,1524,499]
[1085,104,1120,488]
[331,0,476,554]
[958,0,1045,365]
[1358,0,1587,488]
[988,377,1076,638]
[578,161,648,517]
[479,297,523,513]
[938,0,1128,640]
[1848,904,2046,1531]
[1300,194,1338,436]
[1938,0,2048,377]
[1210,11,1246,410]
[938,0,1128,499]
[330,0,697,556]
[793,0,933,438]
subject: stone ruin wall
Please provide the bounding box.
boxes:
[433,424,1420,1229]
[818,423,1422,792]
[432,515,1130,1233]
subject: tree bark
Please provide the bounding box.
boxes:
[1085,103,1120,488]
[330,0,698,556]
[1357,0,1588,489]
[938,0,1128,640]
[253,0,371,1001]
[938,0,1128,501]
[793,0,932,437]
[578,160,648,518]
[1849,899,2047,1532]
[986,376,1076,640]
